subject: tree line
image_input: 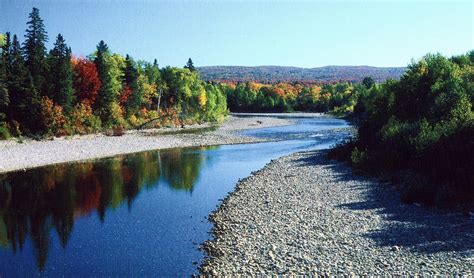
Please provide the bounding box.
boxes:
[0,8,227,138]
[223,77,375,114]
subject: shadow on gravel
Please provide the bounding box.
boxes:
[295,150,474,255]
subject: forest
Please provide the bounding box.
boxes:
[223,79,375,114]
[329,51,474,208]
[0,8,227,139]
[198,65,406,83]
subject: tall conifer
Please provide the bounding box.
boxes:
[23,7,48,96]
[94,40,115,123]
[184,58,195,72]
[123,54,141,114]
[9,35,41,133]
[48,34,74,111]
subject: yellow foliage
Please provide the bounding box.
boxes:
[311,86,322,97]
[198,89,207,109]
[248,82,264,92]
[142,82,157,105]
[71,103,101,134]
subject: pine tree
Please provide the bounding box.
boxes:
[47,34,74,112]
[94,40,115,123]
[0,59,9,117]
[0,33,11,118]
[1,33,12,74]
[9,35,41,133]
[23,7,48,96]
[123,54,141,114]
[184,58,195,72]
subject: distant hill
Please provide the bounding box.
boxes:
[197,65,406,83]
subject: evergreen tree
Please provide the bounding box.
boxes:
[9,35,41,133]
[1,33,12,74]
[23,7,48,96]
[47,34,74,112]
[0,57,9,117]
[123,54,142,114]
[184,58,195,72]
[362,77,375,89]
[94,40,115,123]
[0,33,10,118]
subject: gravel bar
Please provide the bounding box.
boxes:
[201,150,474,275]
[0,115,292,174]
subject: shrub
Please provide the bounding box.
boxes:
[108,102,127,129]
[0,124,11,140]
[113,126,125,136]
[350,147,368,170]
[40,96,71,137]
[70,103,102,134]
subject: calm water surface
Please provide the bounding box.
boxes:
[0,116,349,276]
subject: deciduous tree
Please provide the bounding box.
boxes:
[72,57,101,106]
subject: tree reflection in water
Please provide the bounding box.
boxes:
[0,146,212,271]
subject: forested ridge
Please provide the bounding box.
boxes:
[0,8,227,138]
[198,65,406,83]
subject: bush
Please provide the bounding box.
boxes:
[70,103,102,134]
[108,102,128,129]
[40,96,71,137]
[350,147,368,170]
[0,124,11,140]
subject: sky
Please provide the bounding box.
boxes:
[1,1,472,68]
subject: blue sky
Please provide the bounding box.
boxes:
[1,1,472,68]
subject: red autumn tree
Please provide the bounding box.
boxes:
[72,57,101,106]
[119,85,132,105]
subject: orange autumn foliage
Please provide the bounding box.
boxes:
[40,96,70,136]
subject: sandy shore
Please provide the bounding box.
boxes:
[0,115,293,174]
[201,150,473,275]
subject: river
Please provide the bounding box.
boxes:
[0,115,349,276]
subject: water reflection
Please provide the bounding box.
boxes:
[0,147,212,271]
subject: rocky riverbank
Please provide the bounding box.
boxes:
[0,115,293,174]
[200,150,474,275]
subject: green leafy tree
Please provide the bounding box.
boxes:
[47,34,74,112]
[140,59,161,110]
[23,7,48,96]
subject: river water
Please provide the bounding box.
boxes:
[0,115,349,276]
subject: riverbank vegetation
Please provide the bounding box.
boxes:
[223,80,375,114]
[0,8,227,139]
[329,51,474,209]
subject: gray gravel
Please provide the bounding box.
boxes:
[201,150,474,275]
[0,115,292,174]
